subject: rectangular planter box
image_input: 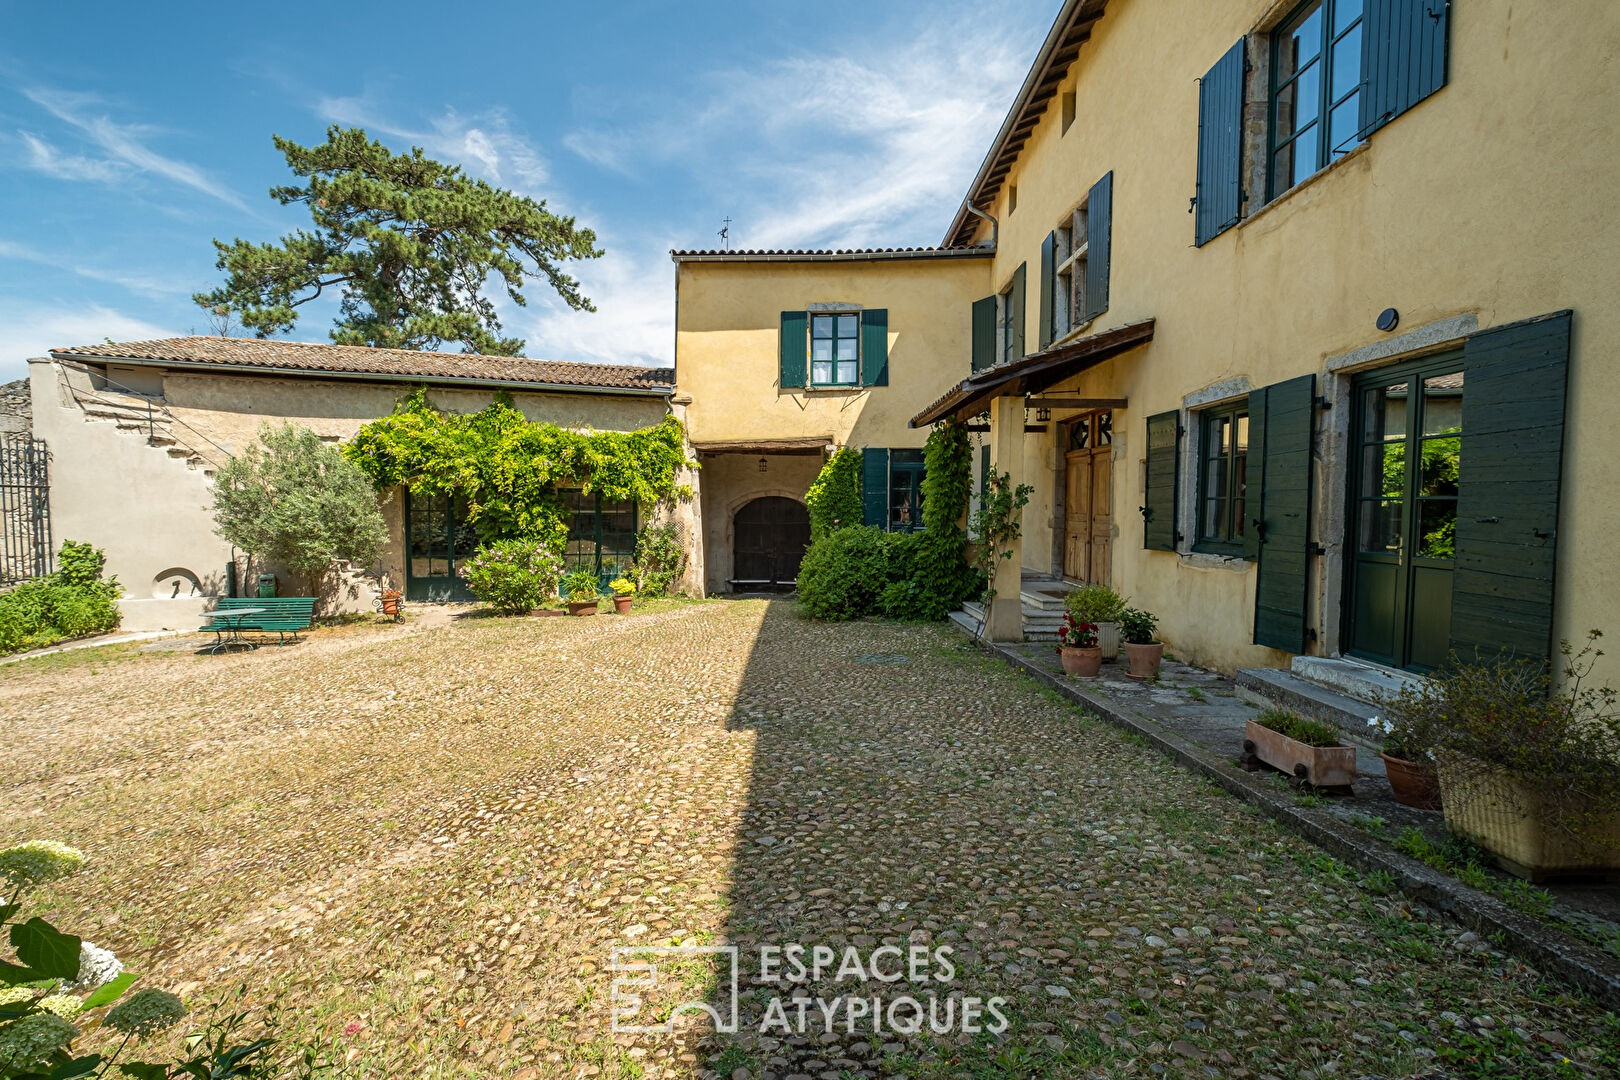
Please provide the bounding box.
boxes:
[1438,757,1620,881]
[1244,718,1357,787]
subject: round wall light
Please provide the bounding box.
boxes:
[1376,308,1400,332]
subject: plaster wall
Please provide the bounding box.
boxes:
[963,0,1619,673]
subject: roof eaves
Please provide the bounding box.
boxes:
[669,246,994,264]
[51,352,676,397]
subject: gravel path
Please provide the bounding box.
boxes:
[2,600,1614,1079]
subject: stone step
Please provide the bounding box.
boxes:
[1019,586,1072,612]
[1235,667,1389,754]
[947,609,982,637]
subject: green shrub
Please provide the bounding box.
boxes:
[631,522,687,596]
[461,540,563,614]
[0,542,122,656]
[879,530,983,621]
[805,448,863,540]
[1255,706,1341,748]
[1065,584,1127,622]
[1118,607,1160,645]
[562,569,601,602]
[795,526,899,620]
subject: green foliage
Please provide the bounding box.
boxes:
[967,468,1034,622]
[795,527,900,620]
[920,420,972,539]
[345,391,693,559]
[608,577,636,598]
[562,569,601,602]
[194,126,601,355]
[1064,584,1127,623]
[461,540,562,615]
[1117,607,1160,646]
[0,542,122,656]
[631,523,687,597]
[1391,827,1555,917]
[804,449,862,540]
[1255,706,1342,748]
[213,424,389,597]
[1387,631,1620,849]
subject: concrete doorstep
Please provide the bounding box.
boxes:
[959,626,1620,1010]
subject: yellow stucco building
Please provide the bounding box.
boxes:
[674,0,1620,690]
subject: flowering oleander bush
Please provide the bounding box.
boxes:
[461,540,564,615]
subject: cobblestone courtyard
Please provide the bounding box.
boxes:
[2,600,1616,1078]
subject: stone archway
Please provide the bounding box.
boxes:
[731,496,811,589]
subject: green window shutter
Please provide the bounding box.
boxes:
[971,295,997,373]
[979,444,990,501]
[1360,0,1450,138]
[1009,262,1027,360]
[779,311,807,389]
[1038,231,1056,350]
[1143,410,1180,551]
[1194,39,1245,246]
[1249,374,1315,654]
[861,448,890,528]
[860,308,889,386]
[1449,310,1571,667]
[1083,170,1113,321]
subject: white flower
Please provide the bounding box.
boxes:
[69,942,122,991]
[104,989,186,1036]
[0,842,86,891]
[35,994,81,1018]
[0,1012,77,1069]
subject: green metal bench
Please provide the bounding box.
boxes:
[200,597,317,651]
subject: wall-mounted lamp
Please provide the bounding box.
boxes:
[757,457,768,473]
[1035,406,1052,423]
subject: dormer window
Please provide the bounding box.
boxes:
[810,313,860,386]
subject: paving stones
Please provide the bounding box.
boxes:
[2,600,1617,1078]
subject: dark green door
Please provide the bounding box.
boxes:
[1347,355,1464,671]
[405,489,477,602]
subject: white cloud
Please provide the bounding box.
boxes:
[0,301,176,382]
[0,239,180,300]
[561,12,1037,250]
[19,87,245,208]
[513,235,675,367]
[15,132,126,183]
[315,96,549,192]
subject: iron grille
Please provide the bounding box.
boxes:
[0,435,51,585]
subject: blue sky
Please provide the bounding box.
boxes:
[0,0,1056,381]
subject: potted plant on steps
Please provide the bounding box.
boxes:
[1368,712,1441,811]
[1387,632,1620,881]
[1055,613,1102,678]
[563,569,601,616]
[1243,707,1359,789]
[609,576,636,614]
[1065,584,1127,661]
[1119,607,1164,680]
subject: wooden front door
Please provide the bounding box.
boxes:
[1063,411,1113,584]
[732,497,811,588]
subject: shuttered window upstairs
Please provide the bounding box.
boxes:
[779,311,808,389]
[1195,40,1246,245]
[1361,0,1450,138]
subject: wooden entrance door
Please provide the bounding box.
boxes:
[732,497,812,588]
[1063,411,1113,584]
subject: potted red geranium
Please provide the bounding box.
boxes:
[1056,613,1102,678]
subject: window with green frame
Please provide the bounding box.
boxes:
[810,313,859,386]
[560,488,638,576]
[1269,0,1365,199]
[888,449,925,533]
[1196,403,1250,555]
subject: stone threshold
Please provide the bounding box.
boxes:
[955,627,1620,1010]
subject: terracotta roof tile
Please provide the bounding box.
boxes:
[50,337,675,393]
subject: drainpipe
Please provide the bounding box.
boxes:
[963,204,999,249]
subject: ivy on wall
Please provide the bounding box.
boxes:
[805,448,863,540]
[345,389,694,552]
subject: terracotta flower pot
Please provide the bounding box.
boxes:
[613,596,633,614]
[1381,752,1441,811]
[567,600,599,616]
[1059,645,1103,678]
[1243,718,1358,787]
[1121,641,1164,680]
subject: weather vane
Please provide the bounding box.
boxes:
[718,216,732,250]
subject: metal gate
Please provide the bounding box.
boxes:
[0,435,51,585]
